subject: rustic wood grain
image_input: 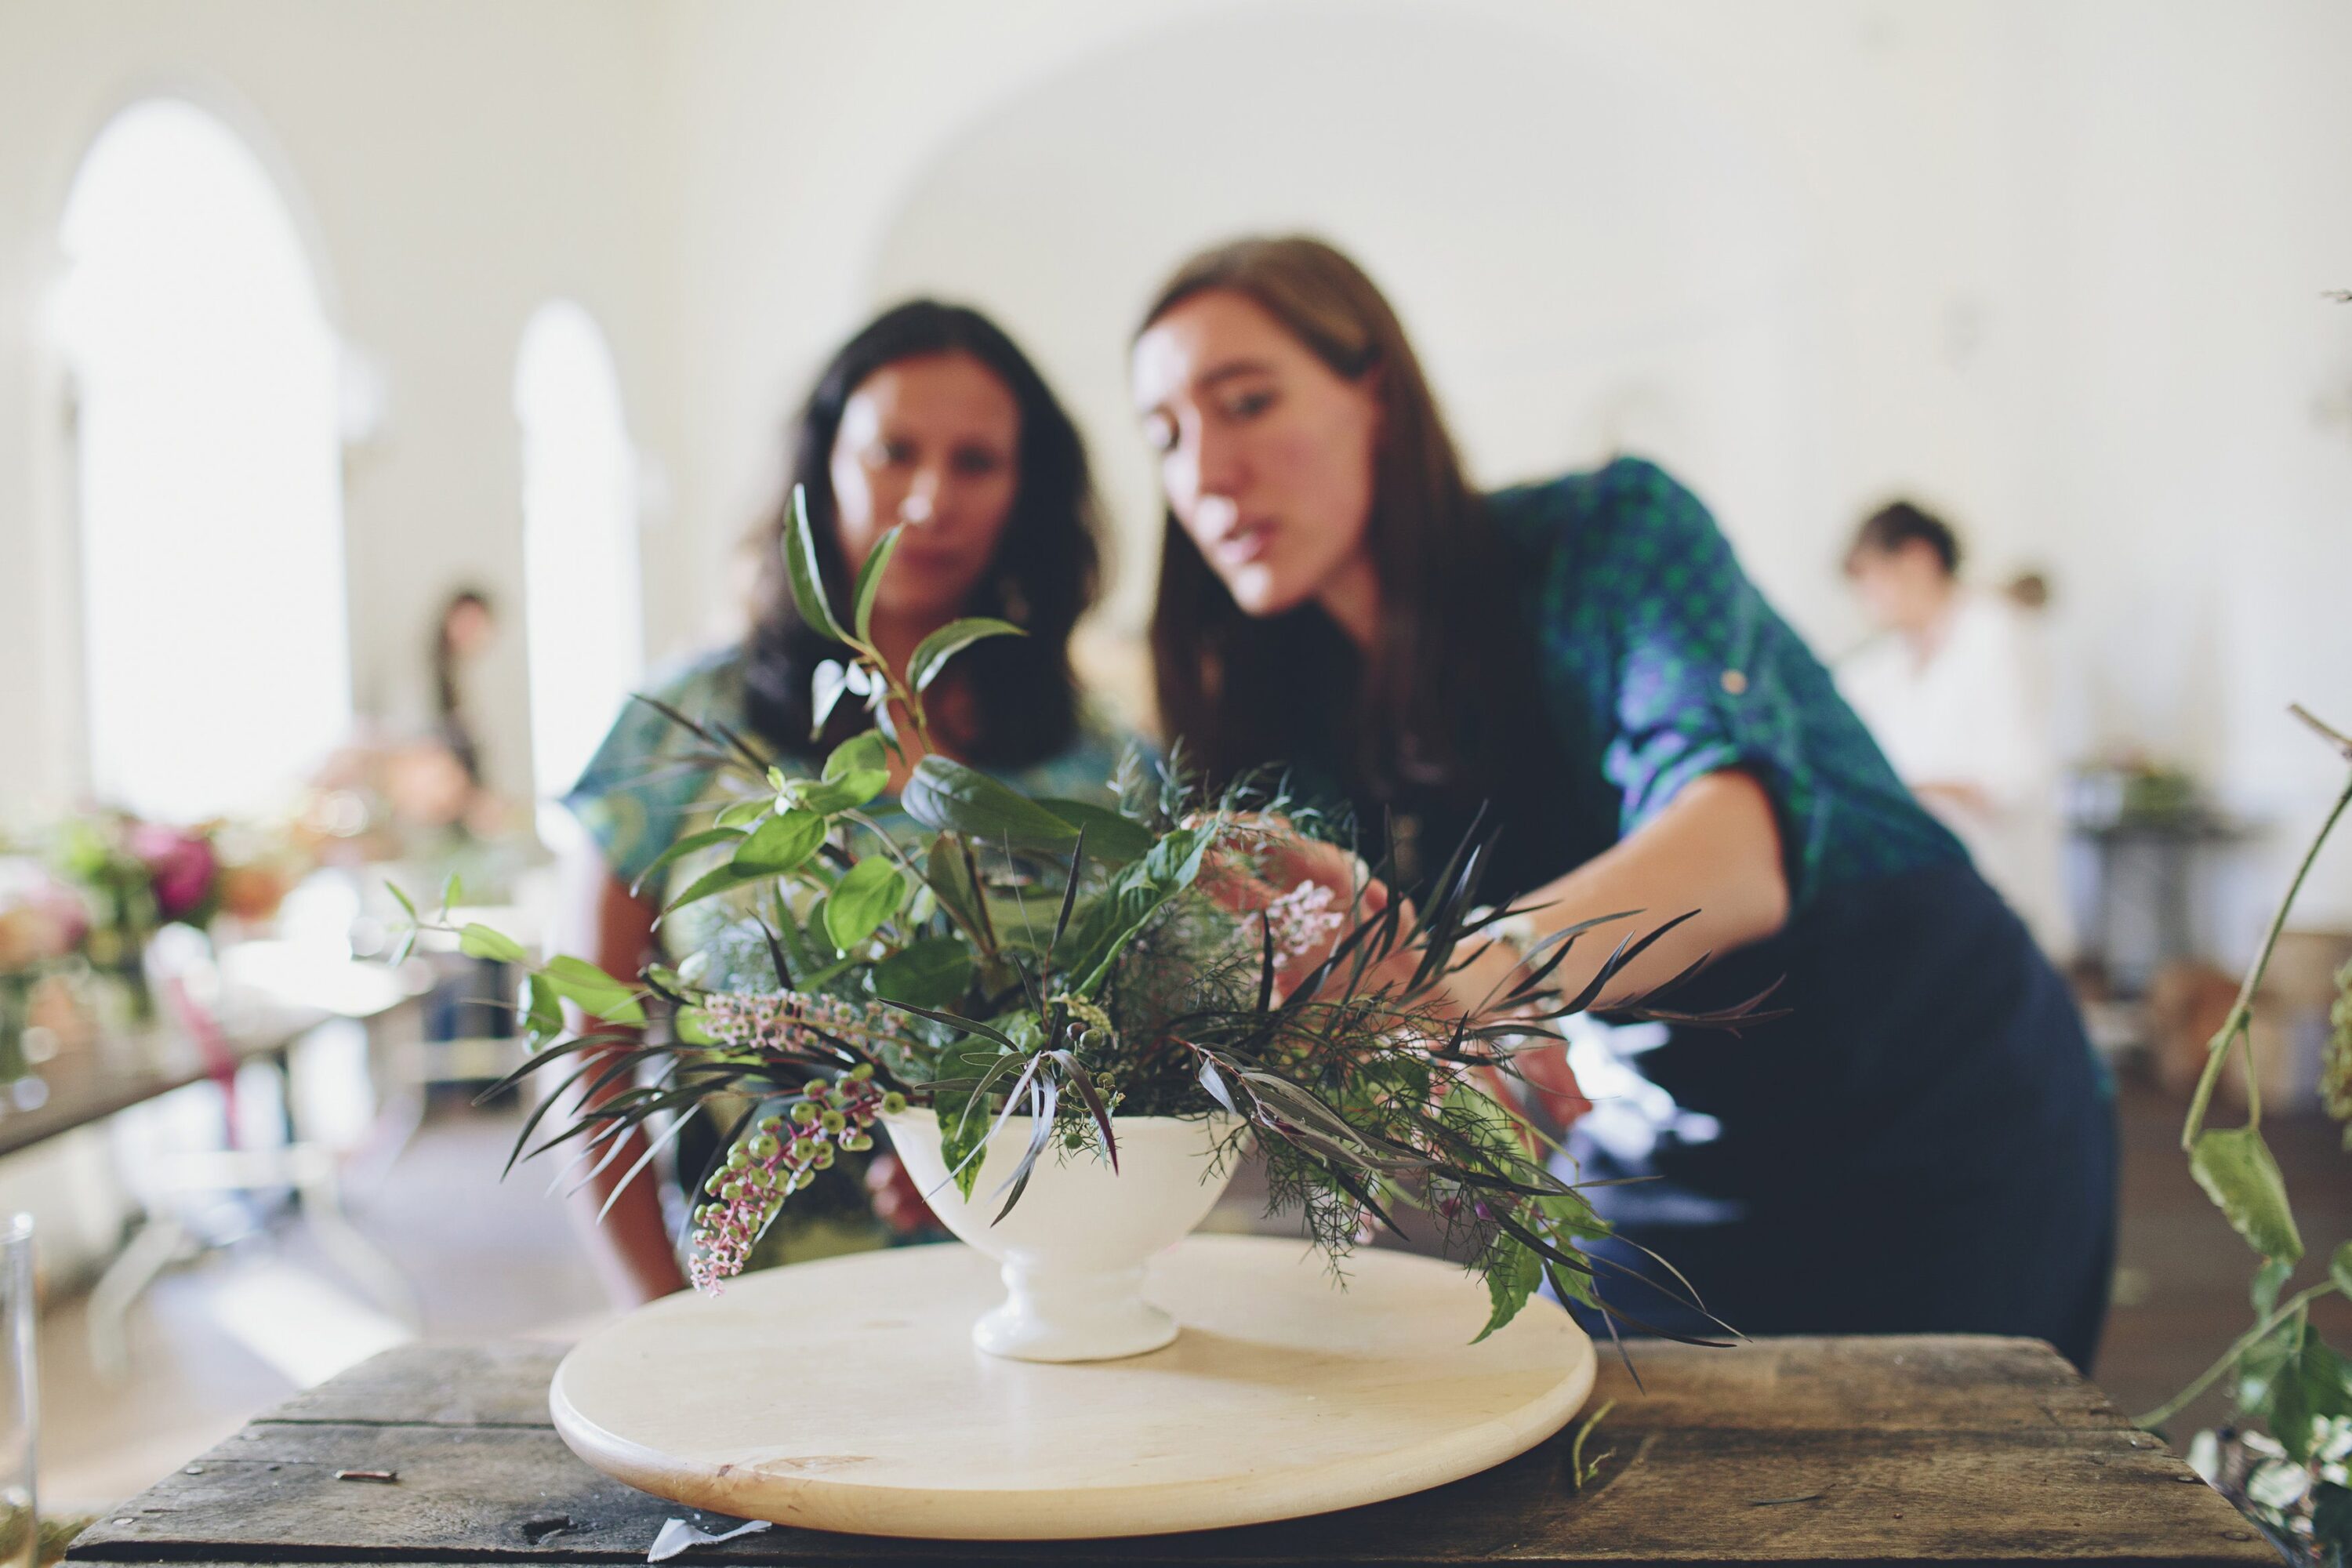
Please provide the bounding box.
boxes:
[67,1336,2274,1567]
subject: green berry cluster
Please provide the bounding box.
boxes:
[686,1064,906,1290]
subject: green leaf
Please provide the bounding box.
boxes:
[385,881,418,921]
[851,527,902,644]
[522,974,562,1040]
[931,1036,1012,1201]
[2334,1241,2352,1298]
[818,732,894,808]
[804,896,841,960]
[539,955,645,1026]
[665,862,767,917]
[2300,1336,2352,1423]
[870,938,974,1011]
[1058,826,1215,996]
[902,755,1080,851]
[713,798,770,829]
[2274,1331,2318,1463]
[673,1007,716,1046]
[1036,798,1154,866]
[731,810,826,876]
[439,871,463,915]
[2190,1126,2304,1264]
[920,833,993,953]
[1475,1232,1544,1343]
[2253,1256,2296,1317]
[628,826,746,898]
[824,857,906,950]
[906,616,1025,693]
[789,732,892,814]
[782,484,849,644]
[458,924,528,965]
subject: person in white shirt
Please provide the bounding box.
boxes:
[1837,502,2074,960]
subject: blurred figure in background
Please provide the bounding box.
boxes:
[430,587,497,789]
[1838,503,2071,959]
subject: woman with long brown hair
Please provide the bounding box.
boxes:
[1132,237,2114,1367]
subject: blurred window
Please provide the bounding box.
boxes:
[56,99,350,820]
[513,301,643,829]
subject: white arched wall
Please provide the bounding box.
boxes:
[858,0,1818,644]
[0,1,680,807]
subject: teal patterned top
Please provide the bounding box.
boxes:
[1486,457,1962,909]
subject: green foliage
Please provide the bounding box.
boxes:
[901,755,1081,851]
[539,954,645,1025]
[795,735,889,815]
[1035,797,1155,866]
[437,554,1758,1349]
[850,527,902,644]
[782,485,848,644]
[870,938,973,1010]
[2146,703,2352,1565]
[731,811,823,876]
[630,826,746,897]
[1057,826,1214,996]
[906,617,1025,694]
[458,923,526,965]
[824,856,905,950]
[2190,1126,2305,1265]
[928,1035,1013,1201]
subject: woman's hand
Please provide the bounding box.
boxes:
[1193,816,1420,996]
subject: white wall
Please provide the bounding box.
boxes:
[3,0,2347,929]
[0,0,687,808]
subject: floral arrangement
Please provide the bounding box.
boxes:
[0,811,305,1035]
[2138,703,2352,1564]
[397,492,1765,1342]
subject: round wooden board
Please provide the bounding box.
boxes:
[550,1232,1595,1540]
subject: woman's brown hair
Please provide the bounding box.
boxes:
[742,300,1102,767]
[1142,236,1532,822]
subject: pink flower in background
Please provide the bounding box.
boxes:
[129,823,218,922]
[0,864,87,971]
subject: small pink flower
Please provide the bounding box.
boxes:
[129,824,217,922]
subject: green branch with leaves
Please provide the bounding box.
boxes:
[2138,703,2352,1565]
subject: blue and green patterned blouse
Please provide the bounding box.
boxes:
[1485,457,1962,909]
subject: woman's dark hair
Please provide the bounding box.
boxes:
[742,300,1101,767]
[1846,499,1962,577]
[1141,236,1534,815]
[433,587,493,784]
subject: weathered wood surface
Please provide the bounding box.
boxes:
[69,1338,2274,1567]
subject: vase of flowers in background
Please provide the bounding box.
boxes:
[10,811,303,1039]
[0,863,87,1098]
[394,490,1764,1363]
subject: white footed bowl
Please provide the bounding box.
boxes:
[883,1106,1237,1362]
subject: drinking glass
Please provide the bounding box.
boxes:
[0,1215,34,1568]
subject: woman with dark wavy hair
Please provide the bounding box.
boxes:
[1132,236,2114,1368]
[560,300,1127,1303]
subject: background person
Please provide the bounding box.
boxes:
[1837,502,2073,960]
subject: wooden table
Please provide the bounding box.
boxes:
[67,1338,2273,1566]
